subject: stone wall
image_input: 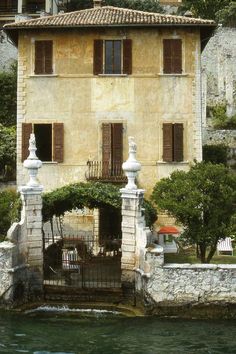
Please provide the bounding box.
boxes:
[135,251,236,317]
[202,27,236,118]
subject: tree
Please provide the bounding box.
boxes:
[0,62,17,127]
[216,2,236,27]
[67,0,163,13]
[178,0,231,21]
[0,124,16,180]
[151,162,236,263]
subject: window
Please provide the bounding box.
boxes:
[21,123,64,162]
[163,39,182,74]
[163,123,183,162]
[94,39,132,75]
[34,40,53,75]
[102,123,123,176]
[105,40,121,74]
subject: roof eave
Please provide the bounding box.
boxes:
[4,22,217,48]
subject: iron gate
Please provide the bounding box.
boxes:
[43,233,122,289]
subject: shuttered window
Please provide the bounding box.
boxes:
[163,123,183,162]
[35,40,53,75]
[163,39,182,74]
[102,123,123,176]
[21,123,64,163]
[94,39,132,75]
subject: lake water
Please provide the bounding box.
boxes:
[0,306,236,354]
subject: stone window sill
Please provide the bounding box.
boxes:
[29,74,58,78]
[98,74,128,77]
[42,161,58,164]
[158,73,189,77]
[156,161,189,165]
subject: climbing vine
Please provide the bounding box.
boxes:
[42,182,157,228]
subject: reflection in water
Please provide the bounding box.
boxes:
[0,308,236,354]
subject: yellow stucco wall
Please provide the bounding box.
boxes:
[17,27,202,195]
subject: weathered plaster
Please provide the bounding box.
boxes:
[16,27,202,195]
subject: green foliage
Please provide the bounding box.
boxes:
[0,124,16,180]
[209,103,236,129]
[42,182,157,228]
[178,0,231,21]
[203,144,229,165]
[216,2,236,27]
[0,62,17,127]
[0,189,19,240]
[151,162,236,263]
[67,0,163,12]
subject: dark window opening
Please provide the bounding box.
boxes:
[105,40,121,74]
[34,124,52,161]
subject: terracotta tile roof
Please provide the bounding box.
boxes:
[158,226,180,234]
[4,6,215,29]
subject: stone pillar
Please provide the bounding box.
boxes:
[18,0,23,13]
[19,133,43,299]
[121,137,143,285]
[120,188,144,284]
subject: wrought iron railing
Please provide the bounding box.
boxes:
[22,3,45,13]
[0,5,17,14]
[86,161,127,183]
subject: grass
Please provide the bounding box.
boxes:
[164,246,236,264]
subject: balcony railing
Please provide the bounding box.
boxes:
[86,161,127,183]
[0,6,17,14]
[22,3,45,14]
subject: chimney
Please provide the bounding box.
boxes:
[93,0,102,8]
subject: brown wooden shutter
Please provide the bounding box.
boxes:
[35,40,53,74]
[173,123,183,162]
[53,123,64,163]
[123,39,132,75]
[22,123,32,162]
[35,41,44,74]
[163,39,172,74]
[172,39,182,74]
[44,40,53,74]
[112,123,123,172]
[163,123,173,162]
[94,40,103,75]
[163,39,182,74]
[102,123,112,176]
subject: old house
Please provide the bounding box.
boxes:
[4,2,215,196]
[2,2,218,298]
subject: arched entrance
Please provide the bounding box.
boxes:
[42,183,123,296]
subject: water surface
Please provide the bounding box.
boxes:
[0,307,235,354]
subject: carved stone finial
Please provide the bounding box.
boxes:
[122,136,141,190]
[23,133,42,187]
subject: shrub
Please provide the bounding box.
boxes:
[0,189,19,240]
[209,103,236,129]
[203,144,229,165]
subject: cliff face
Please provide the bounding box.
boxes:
[202,27,236,117]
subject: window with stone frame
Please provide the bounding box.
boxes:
[21,123,63,162]
[93,39,132,75]
[163,123,183,162]
[34,40,53,75]
[163,39,182,74]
